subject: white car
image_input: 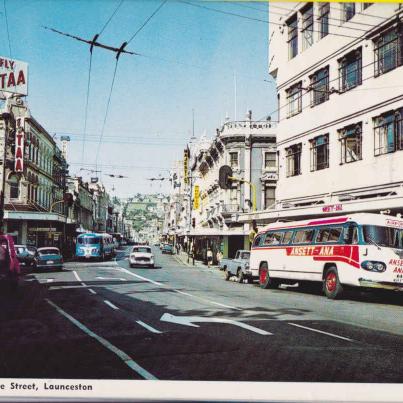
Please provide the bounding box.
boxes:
[129,246,154,268]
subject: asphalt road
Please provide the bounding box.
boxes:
[1,246,402,382]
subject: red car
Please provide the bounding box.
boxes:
[0,234,21,290]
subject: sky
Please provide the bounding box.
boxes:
[3,0,277,197]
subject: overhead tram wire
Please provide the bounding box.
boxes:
[94,0,168,171]
[94,58,119,172]
[177,1,365,40]
[80,0,125,167]
[3,0,11,57]
[126,0,168,45]
[268,2,390,22]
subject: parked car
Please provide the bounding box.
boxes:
[14,245,35,268]
[34,247,64,271]
[129,246,154,268]
[26,246,37,256]
[161,244,174,255]
[220,250,253,283]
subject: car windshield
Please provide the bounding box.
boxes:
[363,225,403,249]
[240,252,250,259]
[15,247,27,254]
[78,237,100,245]
[39,249,60,256]
[133,247,151,253]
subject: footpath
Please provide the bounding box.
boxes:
[173,251,220,271]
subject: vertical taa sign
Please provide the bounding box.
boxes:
[193,185,200,210]
[0,57,28,96]
[15,117,25,172]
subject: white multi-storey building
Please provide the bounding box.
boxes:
[242,2,403,224]
[188,114,277,259]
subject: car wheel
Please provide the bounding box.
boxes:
[224,268,231,281]
[247,277,254,284]
[323,266,343,299]
[259,263,278,289]
[237,269,244,284]
[149,264,154,268]
[129,264,133,268]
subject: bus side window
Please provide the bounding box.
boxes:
[253,235,262,247]
[282,231,293,244]
[344,225,358,244]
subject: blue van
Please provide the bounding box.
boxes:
[76,233,115,260]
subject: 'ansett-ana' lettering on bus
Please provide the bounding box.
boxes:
[288,246,334,256]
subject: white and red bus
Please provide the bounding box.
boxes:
[250,213,403,299]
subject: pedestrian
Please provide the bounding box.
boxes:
[216,250,222,264]
[192,243,195,266]
[207,248,213,268]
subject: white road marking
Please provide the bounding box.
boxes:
[88,289,97,295]
[104,300,119,310]
[72,270,86,287]
[288,322,354,342]
[118,267,163,286]
[46,279,54,283]
[96,276,126,281]
[117,267,241,311]
[45,299,157,380]
[161,313,271,335]
[136,320,162,334]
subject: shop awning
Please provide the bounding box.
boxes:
[187,228,247,236]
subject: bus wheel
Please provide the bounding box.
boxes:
[259,263,277,289]
[323,266,343,299]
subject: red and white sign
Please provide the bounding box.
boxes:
[0,57,28,96]
[14,117,25,172]
[322,204,343,213]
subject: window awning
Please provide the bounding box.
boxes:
[187,228,247,237]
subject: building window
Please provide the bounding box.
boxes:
[264,152,276,169]
[374,28,403,77]
[318,3,330,39]
[310,67,329,106]
[339,123,362,163]
[287,15,298,59]
[310,134,329,171]
[339,48,362,92]
[374,110,403,156]
[286,82,302,117]
[342,3,355,22]
[285,144,302,177]
[264,187,275,209]
[9,175,20,199]
[229,152,238,168]
[301,4,314,50]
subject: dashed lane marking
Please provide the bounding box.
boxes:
[88,288,97,295]
[104,300,119,310]
[117,267,241,311]
[136,320,162,334]
[288,322,354,342]
[45,299,157,380]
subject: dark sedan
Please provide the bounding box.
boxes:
[14,245,35,268]
[34,247,64,271]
